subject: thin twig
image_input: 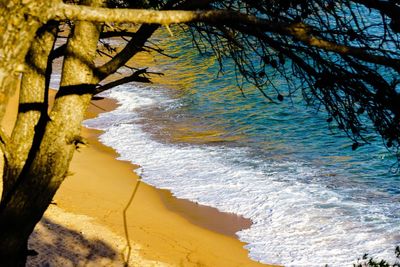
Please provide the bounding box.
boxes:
[94,68,163,94]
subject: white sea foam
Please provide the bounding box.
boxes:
[84,85,400,267]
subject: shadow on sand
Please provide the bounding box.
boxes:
[27,211,126,267]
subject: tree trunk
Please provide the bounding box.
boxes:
[0,0,54,122]
[0,0,198,265]
[1,23,58,202]
[0,1,102,265]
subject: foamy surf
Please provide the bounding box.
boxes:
[84,85,400,267]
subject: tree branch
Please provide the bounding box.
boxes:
[50,3,400,74]
[92,0,218,80]
[50,43,66,59]
[95,24,158,80]
[281,23,400,73]
[227,22,400,74]
[51,3,263,26]
[100,31,137,38]
[352,0,400,22]
[94,68,161,95]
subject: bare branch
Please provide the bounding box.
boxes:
[50,3,400,75]
[282,23,400,73]
[50,43,66,59]
[94,68,163,94]
[143,45,177,58]
[51,3,263,26]
[100,31,137,38]
[93,0,218,80]
[95,24,158,80]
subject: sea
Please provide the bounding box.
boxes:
[76,28,400,266]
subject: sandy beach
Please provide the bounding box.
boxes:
[2,89,274,266]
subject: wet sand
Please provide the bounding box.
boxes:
[2,89,276,266]
[53,94,274,266]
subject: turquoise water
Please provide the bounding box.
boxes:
[84,29,400,266]
[146,29,400,204]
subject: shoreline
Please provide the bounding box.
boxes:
[51,92,275,266]
[1,87,276,266]
[84,97,253,238]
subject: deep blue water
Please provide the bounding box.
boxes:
[84,28,400,266]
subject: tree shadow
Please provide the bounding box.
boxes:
[27,212,124,267]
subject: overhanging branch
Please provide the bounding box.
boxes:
[95,24,158,80]
[51,3,265,26]
[94,68,162,95]
[100,31,137,38]
[49,3,400,74]
[50,44,66,59]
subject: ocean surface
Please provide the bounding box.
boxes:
[81,29,400,266]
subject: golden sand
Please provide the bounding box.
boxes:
[2,89,276,266]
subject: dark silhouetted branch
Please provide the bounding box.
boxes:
[94,68,163,94]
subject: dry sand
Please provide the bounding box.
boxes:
[2,89,275,266]
[28,205,169,267]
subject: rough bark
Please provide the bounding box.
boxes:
[0,1,56,123]
[0,2,215,265]
[0,1,102,265]
[51,2,264,25]
[1,23,58,202]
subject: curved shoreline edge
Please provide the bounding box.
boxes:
[15,90,277,266]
